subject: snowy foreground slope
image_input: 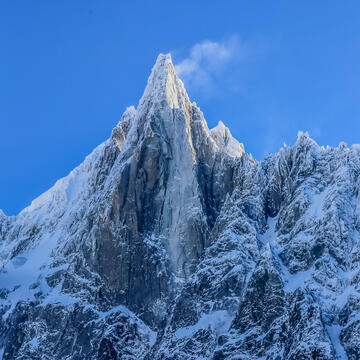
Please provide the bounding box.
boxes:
[1,55,360,360]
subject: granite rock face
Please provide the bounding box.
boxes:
[1,54,360,359]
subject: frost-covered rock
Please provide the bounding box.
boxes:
[1,54,360,359]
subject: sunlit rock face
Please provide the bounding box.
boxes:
[1,54,360,360]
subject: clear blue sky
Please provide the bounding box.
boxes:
[1,1,360,215]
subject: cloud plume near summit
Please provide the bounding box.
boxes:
[174,35,248,95]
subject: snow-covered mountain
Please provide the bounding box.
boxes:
[1,54,360,360]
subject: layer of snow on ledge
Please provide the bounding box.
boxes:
[175,310,233,339]
[306,188,329,219]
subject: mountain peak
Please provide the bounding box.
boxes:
[156,53,173,65]
[2,54,360,360]
[138,53,190,110]
[295,130,319,150]
[210,121,245,157]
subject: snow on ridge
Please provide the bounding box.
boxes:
[137,53,192,113]
[210,120,245,158]
[138,53,174,108]
[18,140,108,220]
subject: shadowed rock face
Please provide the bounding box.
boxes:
[1,54,360,359]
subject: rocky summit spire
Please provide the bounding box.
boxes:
[124,54,245,280]
[138,53,190,111]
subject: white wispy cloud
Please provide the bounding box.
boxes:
[174,35,248,95]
